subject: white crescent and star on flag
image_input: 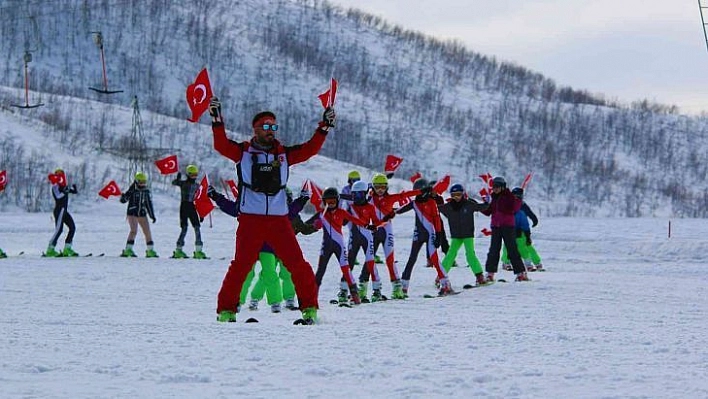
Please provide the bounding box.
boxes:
[192,84,207,105]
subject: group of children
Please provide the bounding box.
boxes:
[227,169,544,313]
[16,166,209,260]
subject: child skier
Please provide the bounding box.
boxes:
[45,169,79,257]
[359,173,420,300]
[481,177,527,282]
[307,187,374,305]
[171,164,207,259]
[438,183,489,286]
[119,172,159,258]
[502,187,544,272]
[346,180,385,302]
[397,178,454,296]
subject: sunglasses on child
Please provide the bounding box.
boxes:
[260,124,278,131]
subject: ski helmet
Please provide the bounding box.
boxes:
[347,170,361,182]
[413,178,430,191]
[511,187,524,199]
[135,172,148,183]
[492,176,506,188]
[54,168,64,175]
[371,173,388,186]
[449,183,464,194]
[186,164,199,176]
[351,180,368,193]
[322,187,339,200]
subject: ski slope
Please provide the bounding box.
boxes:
[1,208,707,398]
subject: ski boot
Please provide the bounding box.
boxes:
[285,298,298,310]
[371,289,383,302]
[535,263,546,272]
[374,254,383,264]
[145,249,159,258]
[438,278,454,296]
[391,280,406,299]
[120,248,137,257]
[434,277,441,289]
[62,246,79,257]
[349,285,362,305]
[248,299,259,311]
[0,249,6,259]
[44,245,60,257]
[271,303,281,313]
[336,289,348,304]
[171,248,188,259]
[295,307,318,325]
[475,272,487,286]
[515,272,530,282]
[485,273,495,283]
[217,310,237,323]
[502,263,512,271]
[193,250,208,259]
[358,282,369,303]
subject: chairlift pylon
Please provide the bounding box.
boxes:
[699,0,708,54]
[10,50,44,109]
[88,31,123,94]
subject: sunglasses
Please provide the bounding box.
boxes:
[373,184,387,190]
[261,124,279,131]
[451,192,463,197]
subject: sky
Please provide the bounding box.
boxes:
[329,0,708,115]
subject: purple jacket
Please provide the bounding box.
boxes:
[481,188,521,228]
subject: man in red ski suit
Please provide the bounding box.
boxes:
[210,97,336,324]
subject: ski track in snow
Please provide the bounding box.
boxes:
[1,211,708,398]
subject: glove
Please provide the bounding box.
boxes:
[385,172,394,179]
[119,193,128,203]
[176,172,182,180]
[525,231,532,245]
[151,217,157,224]
[366,224,378,232]
[321,106,336,129]
[532,220,538,228]
[382,212,395,222]
[433,232,442,248]
[199,216,205,223]
[208,96,222,120]
[71,184,77,191]
[300,189,310,199]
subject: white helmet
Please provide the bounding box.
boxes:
[351,180,368,193]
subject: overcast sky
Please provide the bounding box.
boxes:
[328,0,708,115]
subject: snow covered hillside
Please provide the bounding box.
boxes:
[1,203,707,398]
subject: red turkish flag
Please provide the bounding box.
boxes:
[186,68,213,123]
[433,175,451,195]
[225,179,239,199]
[384,155,403,174]
[409,172,422,183]
[154,155,178,175]
[194,176,215,218]
[0,170,6,191]
[318,78,338,108]
[305,179,324,212]
[98,180,122,199]
[480,172,493,189]
[48,171,66,186]
[521,172,533,190]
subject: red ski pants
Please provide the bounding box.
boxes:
[217,214,319,313]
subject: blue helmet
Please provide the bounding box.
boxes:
[449,183,464,194]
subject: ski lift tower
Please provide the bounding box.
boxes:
[102,96,173,183]
[699,0,708,53]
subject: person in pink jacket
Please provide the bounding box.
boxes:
[480,176,528,282]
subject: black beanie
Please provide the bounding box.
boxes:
[252,111,276,127]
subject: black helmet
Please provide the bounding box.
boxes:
[492,176,506,188]
[322,187,339,200]
[511,187,524,199]
[413,178,430,191]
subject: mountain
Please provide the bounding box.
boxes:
[1,0,707,216]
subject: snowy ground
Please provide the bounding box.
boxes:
[1,207,707,399]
